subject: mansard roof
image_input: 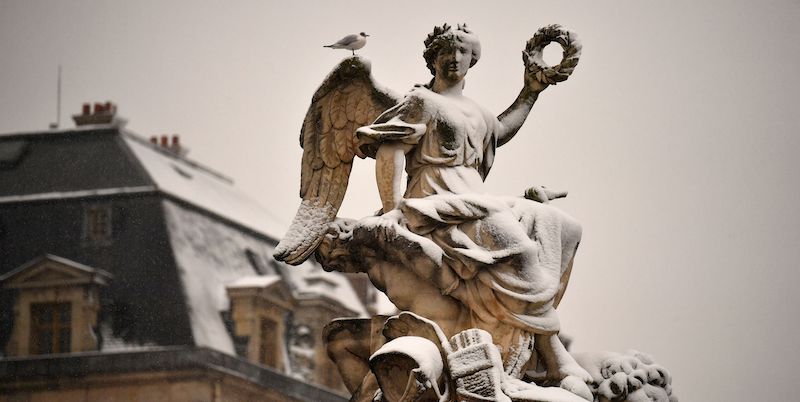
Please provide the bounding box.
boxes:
[0,126,285,239]
[0,124,367,356]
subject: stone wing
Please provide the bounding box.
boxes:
[274,57,399,265]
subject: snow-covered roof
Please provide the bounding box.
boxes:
[0,126,287,239]
[121,132,368,317]
[162,199,366,355]
[227,275,282,289]
[123,132,287,240]
[0,123,115,138]
[0,124,369,356]
[0,186,156,204]
[283,259,367,317]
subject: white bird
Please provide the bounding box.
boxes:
[324,32,369,55]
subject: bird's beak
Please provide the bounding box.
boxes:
[365,34,370,37]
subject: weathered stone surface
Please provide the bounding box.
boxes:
[277,23,676,402]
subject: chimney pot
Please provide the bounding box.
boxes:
[150,136,158,144]
[74,101,120,126]
[160,135,169,147]
[171,135,181,153]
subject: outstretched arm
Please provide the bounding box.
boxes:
[496,77,548,147]
[497,26,582,147]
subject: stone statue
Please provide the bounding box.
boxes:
[275,23,676,402]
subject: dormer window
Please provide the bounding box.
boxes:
[225,275,292,372]
[84,204,112,245]
[259,317,279,367]
[0,255,111,357]
[171,163,193,179]
[0,139,29,169]
[30,302,72,355]
[245,248,271,275]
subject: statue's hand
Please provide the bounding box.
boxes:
[523,55,550,94]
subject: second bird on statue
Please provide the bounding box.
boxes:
[324,32,369,55]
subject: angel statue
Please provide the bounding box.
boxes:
[275,23,596,402]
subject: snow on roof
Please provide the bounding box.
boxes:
[99,322,158,353]
[0,186,156,204]
[227,275,281,289]
[163,199,366,352]
[0,124,115,138]
[162,200,280,354]
[283,259,367,317]
[123,133,287,240]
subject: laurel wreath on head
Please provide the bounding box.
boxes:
[524,24,582,85]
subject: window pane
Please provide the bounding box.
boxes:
[260,318,278,367]
[84,205,112,244]
[38,330,53,354]
[59,328,71,353]
[29,302,71,355]
[59,304,71,323]
[36,308,52,325]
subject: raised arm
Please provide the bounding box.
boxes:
[496,84,546,147]
[496,25,582,147]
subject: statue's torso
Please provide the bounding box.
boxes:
[404,88,498,199]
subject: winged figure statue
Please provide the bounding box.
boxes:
[270,23,674,402]
[273,23,678,402]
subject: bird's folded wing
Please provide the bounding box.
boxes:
[274,57,399,265]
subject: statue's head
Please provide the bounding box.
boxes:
[423,23,481,83]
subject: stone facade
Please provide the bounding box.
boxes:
[0,347,346,402]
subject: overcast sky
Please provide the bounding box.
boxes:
[2,1,799,400]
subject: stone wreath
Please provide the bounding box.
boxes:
[524,24,582,85]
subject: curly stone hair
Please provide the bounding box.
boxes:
[422,23,481,76]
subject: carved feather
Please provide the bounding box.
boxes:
[274,57,399,265]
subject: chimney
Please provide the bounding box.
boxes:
[171,135,180,152]
[149,133,187,155]
[73,101,123,126]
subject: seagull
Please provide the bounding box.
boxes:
[324,32,369,55]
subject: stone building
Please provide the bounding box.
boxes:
[0,103,375,401]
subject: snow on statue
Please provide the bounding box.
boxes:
[274,23,676,402]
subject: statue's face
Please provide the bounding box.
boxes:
[433,39,472,84]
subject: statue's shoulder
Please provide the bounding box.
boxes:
[375,85,434,122]
[406,84,442,102]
